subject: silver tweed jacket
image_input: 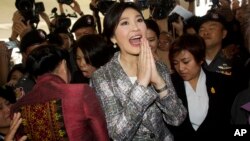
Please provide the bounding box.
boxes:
[91,52,187,141]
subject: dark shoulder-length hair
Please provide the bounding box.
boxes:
[25,44,70,78]
[145,18,160,38]
[102,2,144,41]
[73,34,113,68]
[169,34,206,69]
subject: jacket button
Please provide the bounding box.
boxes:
[150,133,155,138]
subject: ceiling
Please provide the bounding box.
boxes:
[0,0,92,40]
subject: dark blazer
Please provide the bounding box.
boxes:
[169,69,237,140]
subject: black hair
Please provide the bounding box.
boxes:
[102,2,144,43]
[184,16,202,34]
[73,34,113,68]
[47,33,64,47]
[169,34,206,69]
[0,85,16,104]
[7,63,25,82]
[25,44,70,77]
[145,18,160,38]
[20,29,47,53]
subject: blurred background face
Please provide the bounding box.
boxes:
[75,47,96,78]
[0,97,12,129]
[172,50,202,81]
[7,70,24,87]
[158,32,173,51]
[198,21,226,49]
[74,27,96,40]
[146,28,158,53]
[59,33,72,51]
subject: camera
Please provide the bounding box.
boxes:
[35,2,45,13]
[148,0,176,20]
[57,0,73,5]
[211,0,220,9]
[96,0,117,15]
[168,12,181,24]
[167,12,183,37]
[15,0,45,25]
[55,15,71,30]
[50,8,71,32]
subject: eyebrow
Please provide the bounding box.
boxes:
[119,14,143,22]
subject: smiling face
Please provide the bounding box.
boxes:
[111,8,147,56]
[76,47,96,78]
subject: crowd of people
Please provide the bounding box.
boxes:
[0,0,250,140]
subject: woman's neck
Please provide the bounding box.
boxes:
[119,53,138,77]
[188,70,201,91]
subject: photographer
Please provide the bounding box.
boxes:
[15,0,50,31]
[58,0,84,16]
[0,9,32,86]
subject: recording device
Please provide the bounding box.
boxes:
[50,7,72,32]
[148,0,176,20]
[57,0,73,5]
[93,0,176,19]
[35,2,45,13]
[168,12,182,24]
[15,0,45,26]
[167,12,184,39]
[96,0,117,15]
[211,0,220,9]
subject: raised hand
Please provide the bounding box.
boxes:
[69,0,83,16]
[4,113,27,141]
[148,42,165,89]
[137,38,151,87]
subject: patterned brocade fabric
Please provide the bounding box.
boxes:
[19,100,69,141]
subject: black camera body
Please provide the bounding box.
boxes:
[15,0,45,25]
[57,0,73,5]
[50,8,71,33]
[55,15,71,30]
[167,12,183,36]
[96,0,117,15]
[93,0,176,19]
[148,0,176,20]
[168,12,180,24]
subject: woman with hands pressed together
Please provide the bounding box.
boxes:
[90,2,187,141]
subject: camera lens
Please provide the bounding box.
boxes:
[18,0,33,12]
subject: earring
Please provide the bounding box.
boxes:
[113,43,117,48]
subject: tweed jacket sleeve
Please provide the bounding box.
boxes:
[91,53,186,140]
[154,61,187,125]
